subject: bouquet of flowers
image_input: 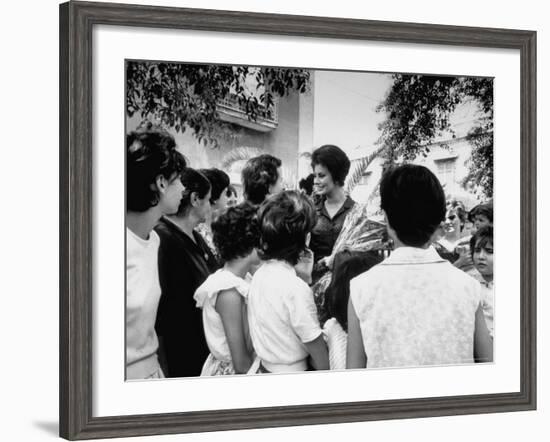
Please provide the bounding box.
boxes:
[312,202,388,323]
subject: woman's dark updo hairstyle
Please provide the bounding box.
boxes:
[380,164,446,247]
[127,122,186,212]
[199,168,230,204]
[242,154,282,205]
[257,190,317,266]
[325,250,383,331]
[177,168,211,216]
[211,202,261,262]
[311,144,351,187]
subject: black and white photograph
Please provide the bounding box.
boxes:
[125,60,495,380]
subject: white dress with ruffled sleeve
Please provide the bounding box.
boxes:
[194,269,258,375]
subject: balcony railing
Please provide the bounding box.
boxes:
[217,95,279,132]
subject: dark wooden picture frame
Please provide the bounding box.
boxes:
[59,1,537,439]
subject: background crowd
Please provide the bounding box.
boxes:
[126,122,494,379]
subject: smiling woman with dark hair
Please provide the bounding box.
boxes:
[309,145,355,282]
[154,168,220,378]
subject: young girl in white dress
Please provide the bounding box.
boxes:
[194,203,261,375]
[248,191,329,373]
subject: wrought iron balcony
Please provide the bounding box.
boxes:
[217,95,279,132]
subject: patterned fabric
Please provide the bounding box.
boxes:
[200,354,236,376]
[480,280,494,338]
[350,246,482,369]
[323,318,347,370]
[200,354,261,376]
[196,222,220,261]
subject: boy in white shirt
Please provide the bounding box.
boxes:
[248,191,329,373]
[126,123,186,379]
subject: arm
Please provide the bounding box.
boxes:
[346,297,367,368]
[294,248,314,284]
[474,303,493,363]
[215,289,253,374]
[304,334,329,371]
[287,282,328,370]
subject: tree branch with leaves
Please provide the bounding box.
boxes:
[126,62,311,148]
[376,74,493,197]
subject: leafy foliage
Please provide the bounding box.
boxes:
[126,62,310,148]
[463,127,494,198]
[376,74,493,197]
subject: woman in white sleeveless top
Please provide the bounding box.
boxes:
[347,165,492,369]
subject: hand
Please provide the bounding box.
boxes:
[318,256,333,270]
[295,248,314,284]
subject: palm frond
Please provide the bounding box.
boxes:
[345,145,387,193]
[220,146,263,170]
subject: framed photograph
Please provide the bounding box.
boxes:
[59,0,536,440]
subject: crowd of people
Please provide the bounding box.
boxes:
[126,123,494,380]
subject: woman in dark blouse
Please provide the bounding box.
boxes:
[309,145,355,282]
[155,168,219,378]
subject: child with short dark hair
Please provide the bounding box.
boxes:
[469,203,493,232]
[347,164,493,369]
[470,225,494,337]
[194,202,262,375]
[248,191,329,373]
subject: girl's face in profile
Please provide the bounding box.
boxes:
[161,173,186,216]
[211,187,228,216]
[313,164,336,196]
[195,190,212,224]
[268,167,284,196]
[473,214,491,231]
[473,239,494,280]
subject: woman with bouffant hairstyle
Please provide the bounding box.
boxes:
[241,154,283,205]
[125,123,186,380]
[247,191,329,373]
